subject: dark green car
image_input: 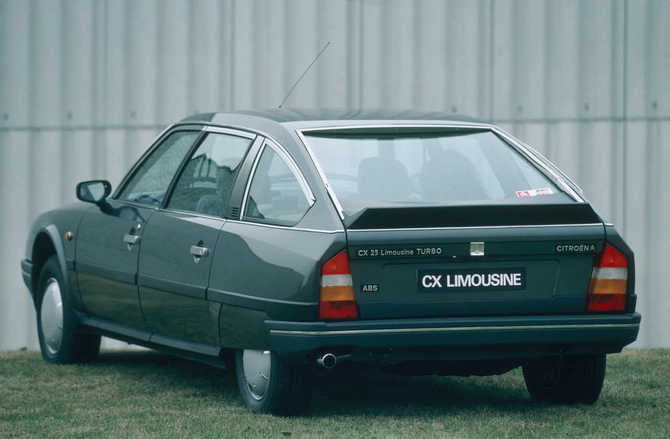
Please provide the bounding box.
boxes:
[21,109,640,415]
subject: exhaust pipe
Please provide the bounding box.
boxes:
[316,353,338,369]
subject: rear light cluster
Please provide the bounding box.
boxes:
[587,244,628,312]
[319,251,359,320]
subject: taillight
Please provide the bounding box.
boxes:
[586,244,628,312]
[319,251,359,320]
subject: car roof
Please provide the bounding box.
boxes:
[180,108,490,132]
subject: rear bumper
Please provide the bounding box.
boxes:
[266,313,641,364]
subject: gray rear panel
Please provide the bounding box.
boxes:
[347,209,604,319]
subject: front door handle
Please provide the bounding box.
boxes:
[123,234,140,245]
[190,246,210,258]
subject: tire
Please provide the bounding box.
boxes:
[235,349,311,416]
[522,354,606,404]
[36,255,101,364]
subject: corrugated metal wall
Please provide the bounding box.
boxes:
[1,0,668,350]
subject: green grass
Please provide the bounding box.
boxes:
[0,349,668,439]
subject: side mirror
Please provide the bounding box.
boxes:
[76,180,112,208]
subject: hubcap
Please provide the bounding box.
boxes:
[242,350,272,400]
[40,278,64,355]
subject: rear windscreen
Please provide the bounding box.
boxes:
[303,131,571,215]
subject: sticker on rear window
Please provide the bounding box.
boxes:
[516,188,553,198]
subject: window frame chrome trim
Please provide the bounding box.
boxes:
[491,127,584,202]
[202,125,257,139]
[265,139,316,206]
[154,207,228,222]
[225,219,344,235]
[520,141,583,194]
[239,142,265,220]
[295,129,346,220]
[239,139,316,224]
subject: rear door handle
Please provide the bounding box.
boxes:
[190,246,210,257]
[123,234,140,245]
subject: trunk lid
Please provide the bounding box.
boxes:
[346,203,604,319]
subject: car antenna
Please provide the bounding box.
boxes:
[278,41,331,108]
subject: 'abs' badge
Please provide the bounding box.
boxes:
[470,242,485,257]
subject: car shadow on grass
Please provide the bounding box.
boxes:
[92,350,536,417]
[90,350,239,401]
[309,362,535,417]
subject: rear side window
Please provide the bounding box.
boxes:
[243,144,311,226]
[303,131,569,215]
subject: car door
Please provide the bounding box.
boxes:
[138,129,256,345]
[208,139,322,348]
[77,129,202,329]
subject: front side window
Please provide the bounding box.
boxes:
[117,131,200,206]
[303,130,570,216]
[167,133,253,217]
[243,145,311,225]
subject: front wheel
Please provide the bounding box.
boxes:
[522,354,606,404]
[235,349,311,416]
[36,256,101,364]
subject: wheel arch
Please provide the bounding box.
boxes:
[31,225,69,302]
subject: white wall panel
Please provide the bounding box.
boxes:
[156,0,191,125]
[62,0,95,127]
[102,129,135,187]
[31,131,64,212]
[414,1,448,111]
[575,123,618,221]
[577,1,621,119]
[645,0,670,118]
[642,121,670,348]
[218,0,235,110]
[104,0,128,125]
[125,0,159,125]
[491,0,514,120]
[545,1,580,119]
[360,0,383,107]
[0,0,31,127]
[61,130,96,199]
[191,0,223,115]
[255,0,288,108]
[381,0,415,109]
[446,1,487,117]
[230,0,255,109]
[283,0,320,108]
[0,0,667,350]
[315,0,349,107]
[0,132,35,350]
[511,0,546,120]
[30,0,63,127]
[543,123,582,182]
[623,122,651,345]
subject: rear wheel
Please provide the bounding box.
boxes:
[235,349,311,416]
[522,354,606,404]
[36,256,100,364]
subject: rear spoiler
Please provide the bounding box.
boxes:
[344,203,602,229]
